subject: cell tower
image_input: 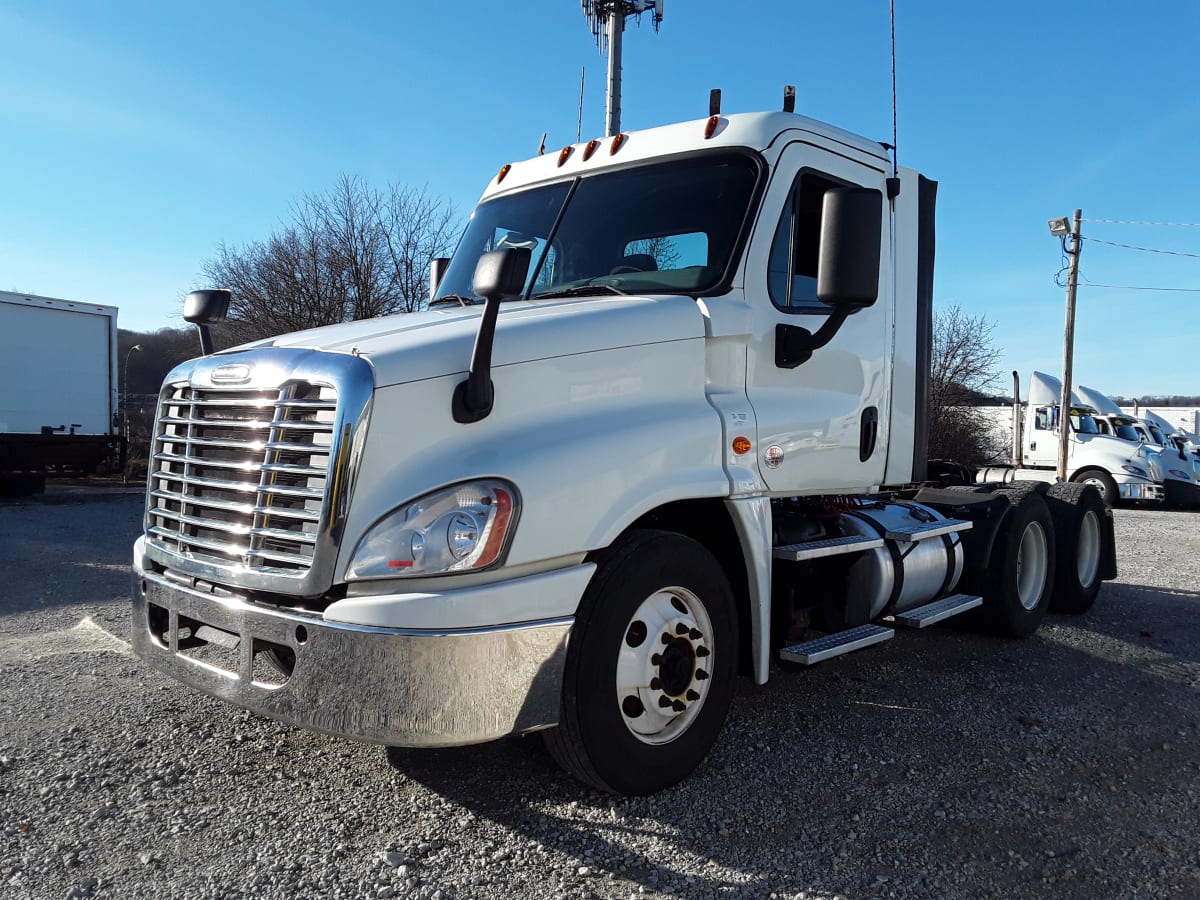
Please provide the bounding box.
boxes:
[581,1,664,136]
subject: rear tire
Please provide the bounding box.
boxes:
[980,487,1055,637]
[1071,468,1118,507]
[543,530,737,795]
[1045,483,1108,614]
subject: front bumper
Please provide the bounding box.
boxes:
[1118,479,1164,502]
[130,558,578,748]
[1164,478,1200,509]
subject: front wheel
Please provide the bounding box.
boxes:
[1071,468,1118,507]
[543,530,738,794]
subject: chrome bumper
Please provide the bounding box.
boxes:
[1119,481,1164,502]
[130,564,573,747]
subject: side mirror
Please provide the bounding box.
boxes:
[472,248,531,299]
[183,289,231,325]
[817,187,883,309]
[183,289,231,357]
[429,257,451,303]
[453,248,532,423]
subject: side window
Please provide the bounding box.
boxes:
[1034,407,1051,430]
[1095,419,1110,435]
[768,171,845,314]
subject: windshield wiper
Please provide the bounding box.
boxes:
[533,284,629,300]
[430,294,478,308]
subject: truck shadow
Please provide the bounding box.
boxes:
[384,580,1200,899]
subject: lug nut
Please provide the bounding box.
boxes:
[696,646,710,658]
[695,669,709,680]
[686,689,700,701]
[658,695,673,708]
[672,699,686,712]
[675,623,689,635]
[650,677,662,690]
[689,628,702,640]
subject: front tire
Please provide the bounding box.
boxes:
[1071,468,1118,507]
[543,530,738,794]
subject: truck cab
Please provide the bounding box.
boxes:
[131,106,1117,794]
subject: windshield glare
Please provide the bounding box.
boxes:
[435,152,760,303]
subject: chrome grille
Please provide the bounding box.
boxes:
[147,382,338,574]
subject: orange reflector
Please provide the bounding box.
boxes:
[609,133,627,155]
[557,146,573,167]
[732,436,752,455]
[497,163,512,183]
[704,115,721,139]
[583,139,601,161]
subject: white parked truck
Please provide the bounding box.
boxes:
[0,291,123,495]
[1076,384,1200,509]
[976,371,1164,508]
[131,100,1117,794]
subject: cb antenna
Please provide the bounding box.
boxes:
[886,0,900,198]
[580,1,664,136]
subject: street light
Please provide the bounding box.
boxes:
[122,344,142,483]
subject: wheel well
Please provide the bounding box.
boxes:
[621,499,753,677]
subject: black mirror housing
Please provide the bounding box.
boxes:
[472,248,531,300]
[183,289,231,325]
[816,188,883,309]
[429,257,451,302]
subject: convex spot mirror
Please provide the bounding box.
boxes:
[817,187,883,310]
[183,289,231,325]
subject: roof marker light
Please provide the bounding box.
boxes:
[582,139,601,161]
[497,164,512,183]
[704,116,722,139]
[609,133,627,155]
[557,146,573,167]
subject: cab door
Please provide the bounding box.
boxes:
[743,141,892,494]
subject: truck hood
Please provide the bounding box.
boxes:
[230,295,705,387]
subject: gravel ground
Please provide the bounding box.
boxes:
[2,495,1199,900]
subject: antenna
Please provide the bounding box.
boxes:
[577,66,585,143]
[580,1,664,136]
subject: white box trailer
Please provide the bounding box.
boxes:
[0,291,122,492]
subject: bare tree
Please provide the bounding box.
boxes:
[202,176,458,342]
[928,304,1006,465]
[626,235,682,270]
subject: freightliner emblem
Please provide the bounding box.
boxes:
[212,364,252,385]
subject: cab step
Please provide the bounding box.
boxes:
[884,518,972,543]
[779,624,893,665]
[773,534,885,562]
[888,593,983,629]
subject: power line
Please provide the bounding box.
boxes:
[1078,278,1200,292]
[1083,236,1200,259]
[1083,217,1200,227]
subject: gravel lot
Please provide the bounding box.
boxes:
[2,494,1199,900]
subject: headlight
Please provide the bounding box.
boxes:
[1121,464,1149,479]
[1168,469,1191,480]
[345,480,519,579]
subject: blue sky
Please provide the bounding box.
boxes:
[2,1,1198,396]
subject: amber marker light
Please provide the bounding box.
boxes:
[609,133,627,155]
[497,164,512,183]
[704,116,721,139]
[582,139,601,161]
[557,146,573,167]
[732,436,752,455]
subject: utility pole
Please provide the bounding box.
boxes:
[1056,209,1083,481]
[581,1,664,137]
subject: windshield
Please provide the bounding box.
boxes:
[1108,416,1141,441]
[1148,425,1167,445]
[435,151,761,303]
[1069,408,1099,434]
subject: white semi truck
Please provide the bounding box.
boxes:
[131,100,1117,794]
[1076,384,1200,509]
[0,291,123,495]
[976,371,1164,508]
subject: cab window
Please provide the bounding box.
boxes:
[768,171,847,314]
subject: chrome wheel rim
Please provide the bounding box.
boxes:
[1015,520,1049,611]
[615,586,713,746]
[1082,476,1111,504]
[1076,509,1102,589]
